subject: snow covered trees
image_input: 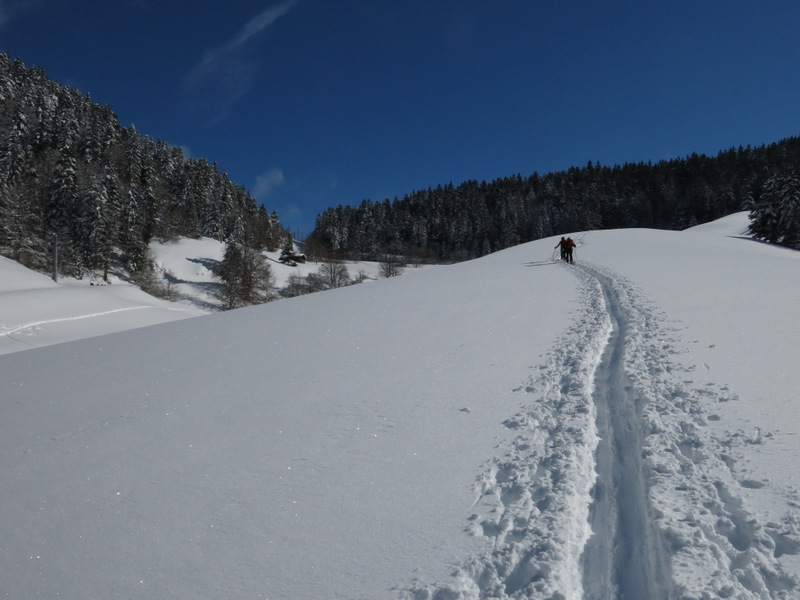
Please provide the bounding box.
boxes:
[750,170,800,249]
[0,54,282,281]
[311,141,800,262]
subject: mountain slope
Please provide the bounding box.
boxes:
[0,237,386,354]
[2,214,799,599]
[0,255,205,355]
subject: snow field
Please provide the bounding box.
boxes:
[406,266,612,599]
[622,298,798,595]
[0,236,388,354]
[0,256,205,354]
[2,213,800,599]
[0,242,576,600]
[404,220,800,599]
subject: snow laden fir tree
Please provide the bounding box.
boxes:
[749,168,800,249]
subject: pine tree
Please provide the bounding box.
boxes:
[0,107,29,185]
[217,217,274,308]
[79,174,114,276]
[776,170,800,248]
[119,184,146,273]
[47,146,78,234]
[750,170,800,248]
[46,145,80,274]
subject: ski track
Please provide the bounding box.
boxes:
[403,259,800,600]
[0,305,195,339]
[580,264,672,600]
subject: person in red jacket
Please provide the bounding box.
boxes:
[564,237,576,264]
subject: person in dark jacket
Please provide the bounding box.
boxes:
[555,237,568,261]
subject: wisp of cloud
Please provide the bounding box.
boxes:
[230,0,298,50]
[183,0,299,127]
[255,167,285,199]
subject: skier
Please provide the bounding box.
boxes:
[564,237,576,264]
[555,237,568,261]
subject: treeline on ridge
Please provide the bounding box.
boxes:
[310,137,800,261]
[0,53,283,282]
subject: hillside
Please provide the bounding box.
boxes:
[0,253,206,355]
[2,214,800,599]
[0,238,391,354]
[0,53,281,283]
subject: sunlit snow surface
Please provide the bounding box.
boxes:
[2,213,800,599]
[0,254,206,355]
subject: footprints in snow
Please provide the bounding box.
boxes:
[407,270,612,598]
[588,262,800,598]
[404,263,800,599]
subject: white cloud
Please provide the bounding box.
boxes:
[254,167,285,198]
[182,0,299,126]
[229,0,298,50]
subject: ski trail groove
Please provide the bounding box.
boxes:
[577,261,800,600]
[579,264,672,600]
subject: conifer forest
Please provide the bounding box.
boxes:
[0,54,282,281]
[310,139,800,261]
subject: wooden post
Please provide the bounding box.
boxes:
[52,237,58,282]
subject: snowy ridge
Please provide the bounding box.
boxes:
[404,267,612,599]
[584,261,800,599]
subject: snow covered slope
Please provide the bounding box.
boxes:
[2,214,800,599]
[0,237,386,354]
[149,236,387,311]
[0,255,205,355]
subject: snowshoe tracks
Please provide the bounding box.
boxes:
[403,261,800,599]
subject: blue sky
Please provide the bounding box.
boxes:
[2,1,800,235]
